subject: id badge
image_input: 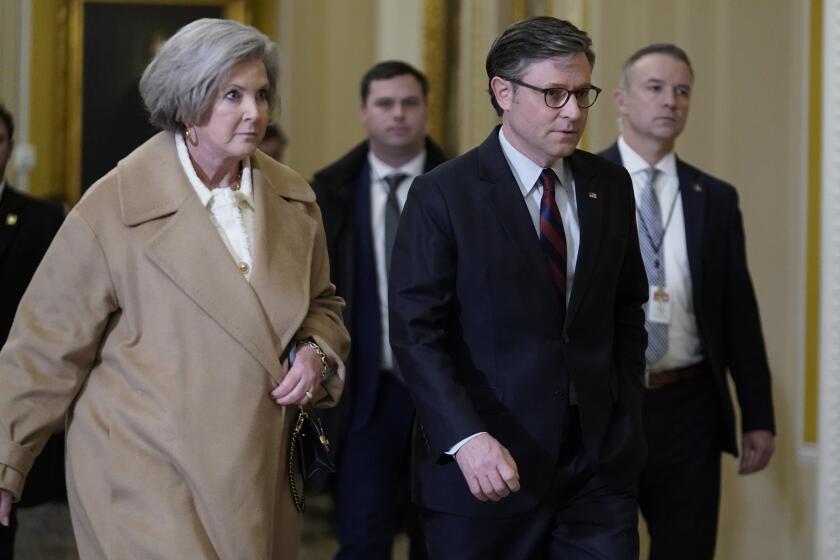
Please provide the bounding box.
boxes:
[648,286,671,324]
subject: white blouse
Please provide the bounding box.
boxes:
[175,133,255,281]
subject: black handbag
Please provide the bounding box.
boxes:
[288,406,335,513]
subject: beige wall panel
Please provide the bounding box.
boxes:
[817,3,840,554]
[455,0,503,153]
[377,0,424,66]
[0,0,20,118]
[281,0,375,179]
[588,0,813,558]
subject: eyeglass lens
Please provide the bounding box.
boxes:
[546,88,598,108]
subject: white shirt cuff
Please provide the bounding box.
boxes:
[446,432,487,455]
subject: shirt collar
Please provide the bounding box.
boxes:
[0,178,5,201]
[499,126,571,198]
[175,132,254,208]
[368,149,426,182]
[617,136,677,178]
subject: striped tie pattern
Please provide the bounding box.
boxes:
[638,167,668,363]
[539,168,567,310]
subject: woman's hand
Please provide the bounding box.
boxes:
[0,488,12,526]
[270,344,322,406]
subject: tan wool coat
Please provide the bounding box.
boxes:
[0,132,350,559]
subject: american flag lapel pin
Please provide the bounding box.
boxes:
[588,192,598,199]
[693,183,703,192]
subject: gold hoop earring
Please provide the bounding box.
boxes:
[185,126,196,144]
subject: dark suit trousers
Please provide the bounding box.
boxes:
[334,373,427,560]
[422,410,639,560]
[639,372,721,560]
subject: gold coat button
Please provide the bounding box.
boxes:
[238,262,250,274]
[6,214,17,226]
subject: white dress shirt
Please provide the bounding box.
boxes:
[448,128,582,456]
[617,136,703,371]
[176,133,256,281]
[368,149,427,370]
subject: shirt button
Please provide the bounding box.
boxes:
[238,262,250,274]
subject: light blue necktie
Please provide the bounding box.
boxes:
[638,167,668,363]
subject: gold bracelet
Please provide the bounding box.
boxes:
[297,338,329,381]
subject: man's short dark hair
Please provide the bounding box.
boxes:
[619,43,694,89]
[0,101,14,141]
[485,17,595,116]
[263,123,287,144]
[360,60,429,103]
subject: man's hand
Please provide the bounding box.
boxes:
[0,489,12,526]
[455,433,520,502]
[739,430,775,474]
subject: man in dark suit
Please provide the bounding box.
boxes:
[311,61,446,559]
[599,43,776,560]
[389,18,648,559]
[0,103,66,557]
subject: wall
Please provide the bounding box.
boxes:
[278,0,376,179]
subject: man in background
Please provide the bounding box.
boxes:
[599,43,776,559]
[0,102,66,558]
[311,61,446,559]
[259,124,288,163]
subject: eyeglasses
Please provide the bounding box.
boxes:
[505,77,602,109]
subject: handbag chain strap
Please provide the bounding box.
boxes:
[288,408,307,513]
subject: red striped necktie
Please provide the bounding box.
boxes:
[539,168,567,309]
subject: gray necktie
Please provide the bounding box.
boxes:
[638,167,668,363]
[383,173,408,276]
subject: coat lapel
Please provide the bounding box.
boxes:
[249,160,317,358]
[565,153,602,328]
[677,158,706,301]
[120,132,283,382]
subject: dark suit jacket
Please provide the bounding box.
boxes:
[1,185,64,344]
[389,128,649,518]
[0,184,65,506]
[311,138,447,448]
[599,143,776,454]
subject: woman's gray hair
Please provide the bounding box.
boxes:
[139,18,280,131]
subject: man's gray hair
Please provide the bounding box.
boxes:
[485,16,595,116]
[618,43,694,90]
[139,18,280,131]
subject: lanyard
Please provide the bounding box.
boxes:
[636,182,680,255]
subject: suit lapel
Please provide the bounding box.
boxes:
[479,130,557,299]
[677,158,706,300]
[565,153,602,328]
[249,165,317,358]
[0,187,25,263]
